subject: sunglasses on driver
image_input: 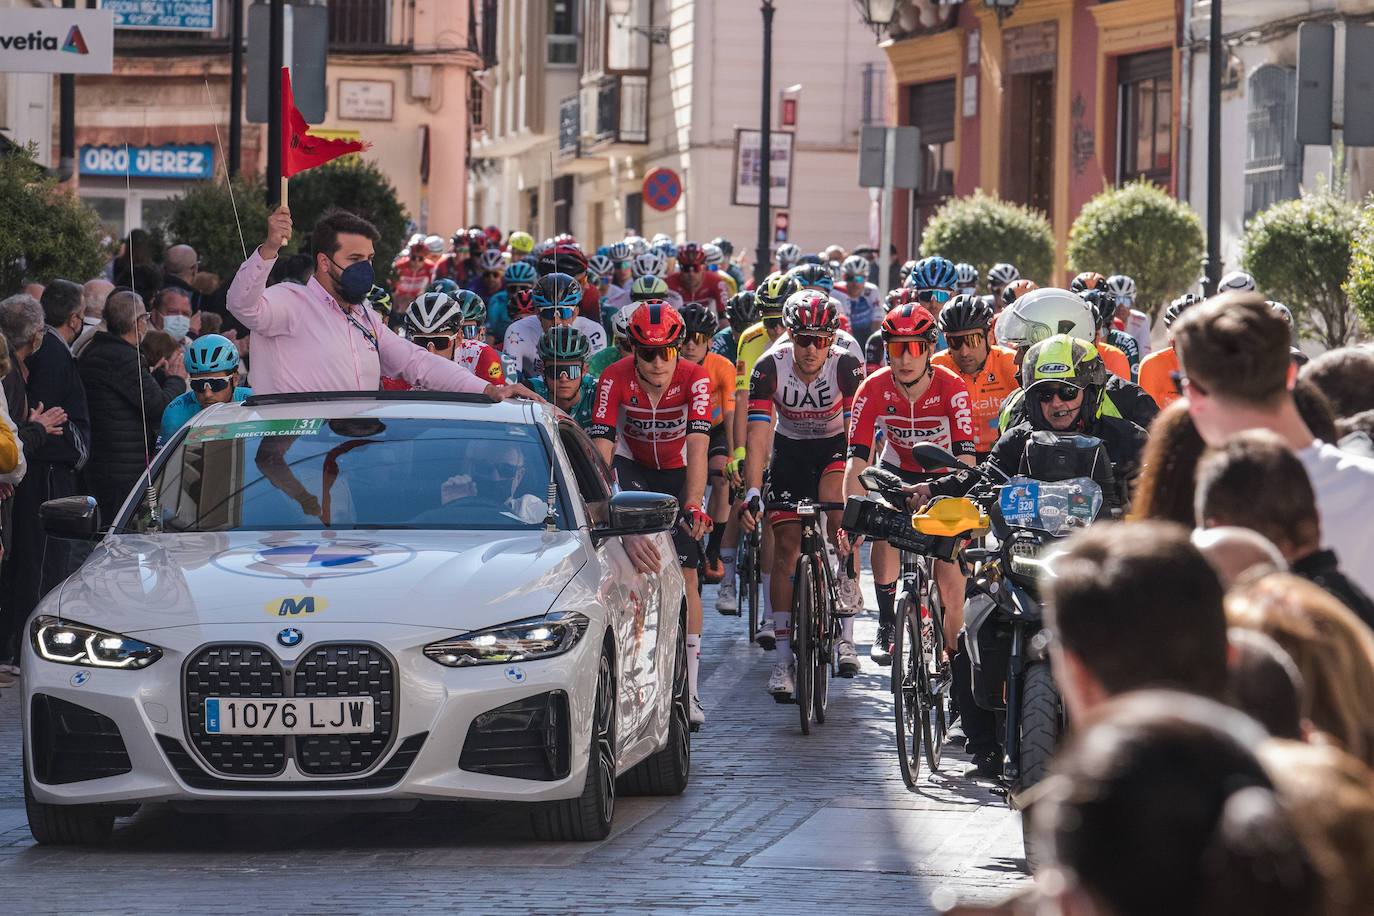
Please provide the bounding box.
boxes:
[539,306,577,321]
[1035,383,1083,403]
[189,377,233,394]
[413,333,457,350]
[544,362,585,381]
[946,332,987,351]
[485,461,523,480]
[885,339,931,360]
[916,289,953,305]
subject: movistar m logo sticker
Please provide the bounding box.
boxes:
[0,27,89,54]
[266,595,328,617]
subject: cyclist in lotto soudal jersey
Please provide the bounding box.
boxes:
[840,304,977,670]
[589,301,713,730]
[740,291,866,700]
[930,295,1017,455]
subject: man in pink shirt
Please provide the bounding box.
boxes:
[229,207,535,401]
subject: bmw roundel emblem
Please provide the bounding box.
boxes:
[277,627,303,648]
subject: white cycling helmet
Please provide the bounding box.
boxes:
[1218,270,1257,293]
[987,262,1020,287]
[611,303,638,341]
[1105,274,1136,300]
[406,291,463,335]
[994,287,1095,349]
[632,250,667,279]
[842,254,871,279]
[1267,300,1294,327]
[953,262,979,293]
[701,242,726,266]
[424,234,446,255]
[588,254,615,279]
[625,235,649,257]
[775,242,802,268]
[477,249,506,272]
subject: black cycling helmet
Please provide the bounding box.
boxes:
[1081,289,1118,333]
[537,325,592,363]
[677,301,719,340]
[937,294,994,335]
[1164,293,1202,329]
[532,272,584,312]
[726,290,758,334]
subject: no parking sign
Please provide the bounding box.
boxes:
[642,168,682,211]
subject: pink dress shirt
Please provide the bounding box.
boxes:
[227,249,491,397]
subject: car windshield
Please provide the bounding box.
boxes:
[119,417,566,533]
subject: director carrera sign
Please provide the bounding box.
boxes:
[0,8,113,74]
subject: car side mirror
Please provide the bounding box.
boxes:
[593,491,678,543]
[40,495,101,541]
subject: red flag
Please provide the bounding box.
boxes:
[281,68,369,178]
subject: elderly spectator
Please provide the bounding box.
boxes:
[227,206,537,401]
[161,244,202,310]
[78,289,187,521]
[0,294,67,676]
[74,279,113,357]
[1173,294,1374,598]
[150,286,194,345]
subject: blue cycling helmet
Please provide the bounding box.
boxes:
[503,260,538,287]
[185,334,240,374]
[908,256,958,291]
[532,272,584,311]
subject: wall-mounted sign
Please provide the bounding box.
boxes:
[731,129,794,209]
[103,0,216,31]
[1004,21,1058,76]
[80,144,215,179]
[0,8,113,75]
[338,79,394,121]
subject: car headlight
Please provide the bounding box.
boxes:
[31,616,163,669]
[424,611,591,667]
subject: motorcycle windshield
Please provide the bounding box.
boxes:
[998,476,1104,535]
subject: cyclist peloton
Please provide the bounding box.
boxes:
[840,304,977,669]
[740,291,867,699]
[589,302,713,729]
[712,291,757,364]
[530,326,599,428]
[503,273,607,382]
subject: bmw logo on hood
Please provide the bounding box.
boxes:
[277,627,304,648]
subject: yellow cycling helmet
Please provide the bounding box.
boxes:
[507,230,535,257]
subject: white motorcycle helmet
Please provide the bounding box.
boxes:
[994,287,1095,349]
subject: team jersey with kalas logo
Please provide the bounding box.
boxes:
[848,365,977,470]
[588,358,713,470]
[931,344,1018,452]
[748,342,865,440]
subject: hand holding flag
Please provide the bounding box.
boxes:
[276,67,370,246]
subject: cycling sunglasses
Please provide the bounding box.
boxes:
[635,345,679,363]
[540,306,577,321]
[544,362,584,381]
[916,289,953,304]
[687,332,713,346]
[792,333,834,350]
[1036,383,1083,403]
[189,377,232,394]
[680,264,701,273]
[946,332,987,351]
[886,339,930,360]
[413,333,457,350]
[846,274,866,283]
[459,323,482,340]
[483,270,503,278]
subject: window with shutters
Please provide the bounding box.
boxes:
[1116,50,1172,186]
[1244,65,1302,222]
[907,79,956,248]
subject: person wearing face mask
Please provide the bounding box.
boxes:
[78,289,188,522]
[158,334,253,446]
[150,287,195,346]
[227,206,537,402]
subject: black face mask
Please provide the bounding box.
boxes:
[327,255,374,305]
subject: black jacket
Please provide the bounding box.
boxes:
[1001,375,1160,432]
[2,354,45,457]
[77,331,186,517]
[1291,549,1374,632]
[25,326,91,470]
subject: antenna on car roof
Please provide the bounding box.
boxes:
[543,464,559,533]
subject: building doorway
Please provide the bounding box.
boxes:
[1005,70,1054,216]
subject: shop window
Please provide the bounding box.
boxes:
[548,0,578,66]
[1244,65,1302,222]
[1117,50,1172,186]
[907,79,956,247]
[625,192,642,236]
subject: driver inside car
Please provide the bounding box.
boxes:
[436,441,548,525]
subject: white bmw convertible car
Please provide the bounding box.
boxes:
[22,392,689,844]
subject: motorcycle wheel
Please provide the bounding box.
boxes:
[1017,660,1061,869]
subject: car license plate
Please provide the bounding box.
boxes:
[203,697,374,735]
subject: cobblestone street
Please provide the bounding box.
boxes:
[0,576,1030,914]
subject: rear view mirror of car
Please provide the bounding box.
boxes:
[594,491,678,542]
[40,496,101,541]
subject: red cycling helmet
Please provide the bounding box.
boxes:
[783,290,840,334]
[510,287,536,318]
[538,242,589,278]
[627,300,686,347]
[881,303,937,342]
[484,225,502,246]
[676,242,706,268]
[467,228,489,252]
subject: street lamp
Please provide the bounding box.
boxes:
[852,0,898,40]
[607,0,670,45]
[985,0,1018,27]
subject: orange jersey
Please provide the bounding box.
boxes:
[1097,340,1132,381]
[931,344,1020,452]
[700,351,736,426]
[1138,346,1180,408]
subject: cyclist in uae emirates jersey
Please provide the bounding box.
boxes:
[589,301,713,730]
[740,291,866,700]
[839,304,977,667]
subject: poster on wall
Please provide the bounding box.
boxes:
[731,129,794,209]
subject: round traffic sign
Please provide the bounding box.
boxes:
[642,168,682,211]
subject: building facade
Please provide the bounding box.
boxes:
[63,0,475,241]
[469,0,889,260]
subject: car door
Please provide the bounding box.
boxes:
[555,421,666,755]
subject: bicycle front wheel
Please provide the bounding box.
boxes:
[921,589,947,772]
[745,531,761,639]
[793,559,814,735]
[892,597,922,787]
[810,559,830,725]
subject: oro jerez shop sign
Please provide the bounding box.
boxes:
[80,144,215,180]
